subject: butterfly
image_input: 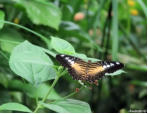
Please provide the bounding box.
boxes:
[56,54,124,83]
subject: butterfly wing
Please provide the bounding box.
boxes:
[68,60,88,80]
[86,61,124,82]
[56,54,88,80]
[56,54,124,82]
[87,63,105,81]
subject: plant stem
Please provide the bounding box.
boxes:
[63,86,84,99]
[33,75,60,113]
[33,70,67,113]
[0,20,50,46]
[112,0,118,60]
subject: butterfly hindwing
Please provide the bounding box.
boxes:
[98,61,124,73]
[86,61,124,81]
[87,62,105,81]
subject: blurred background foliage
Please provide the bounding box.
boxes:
[0,0,147,113]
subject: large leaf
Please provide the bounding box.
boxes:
[8,80,61,100]
[41,99,91,113]
[0,29,24,53]
[0,102,32,112]
[9,41,56,85]
[15,0,61,30]
[0,10,5,29]
[50,36,75,54]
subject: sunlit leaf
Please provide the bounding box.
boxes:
[9,41,56,85]
[41,99,91,113]
[50,36,75,54]
[15,0,61,29]
[0,102,32,112]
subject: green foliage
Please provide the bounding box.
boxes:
[0,0,146,113]
[105,70,125,76]
[0,29,24,53]
[112,0,118,60]
[8,80,61,100]
[14,0,61,30]
[41,99,91,113]
[0,10,5,29]
[9,41,56,85]
[0,102,32,112]
[50,36,75,54]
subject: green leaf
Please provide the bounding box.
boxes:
[130,80,147,87]
[105,70,125,76]
[50,36,75,54]
[74,53,100,62]
[0,10,5,29]
[0,102,32,112]
[0,73,9,88]
[9,41,56,85]
[139,89,147,98]
[87,57,100,62]
[73,53,87,60]
[137,0,147,17]
[15,0,61,30]
[61,21,80,31]
[41,99,91,113]
[127,64,147,72]
[0,29,24,53]
[8,80,61,100]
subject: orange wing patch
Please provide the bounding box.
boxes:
[71,63,85,76]
[87,66,104,76]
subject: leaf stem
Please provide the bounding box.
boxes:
[112,0,118,60]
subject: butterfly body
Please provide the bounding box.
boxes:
[56,54,124,82]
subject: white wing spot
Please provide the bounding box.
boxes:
[103,65,107,69]
[70,61,74,64]
[116,62,120,65]
[107,65,110,67]
[65,57,69,60]
[60,54,65,57]
[68,59,72,62]
[110,63,114,66]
